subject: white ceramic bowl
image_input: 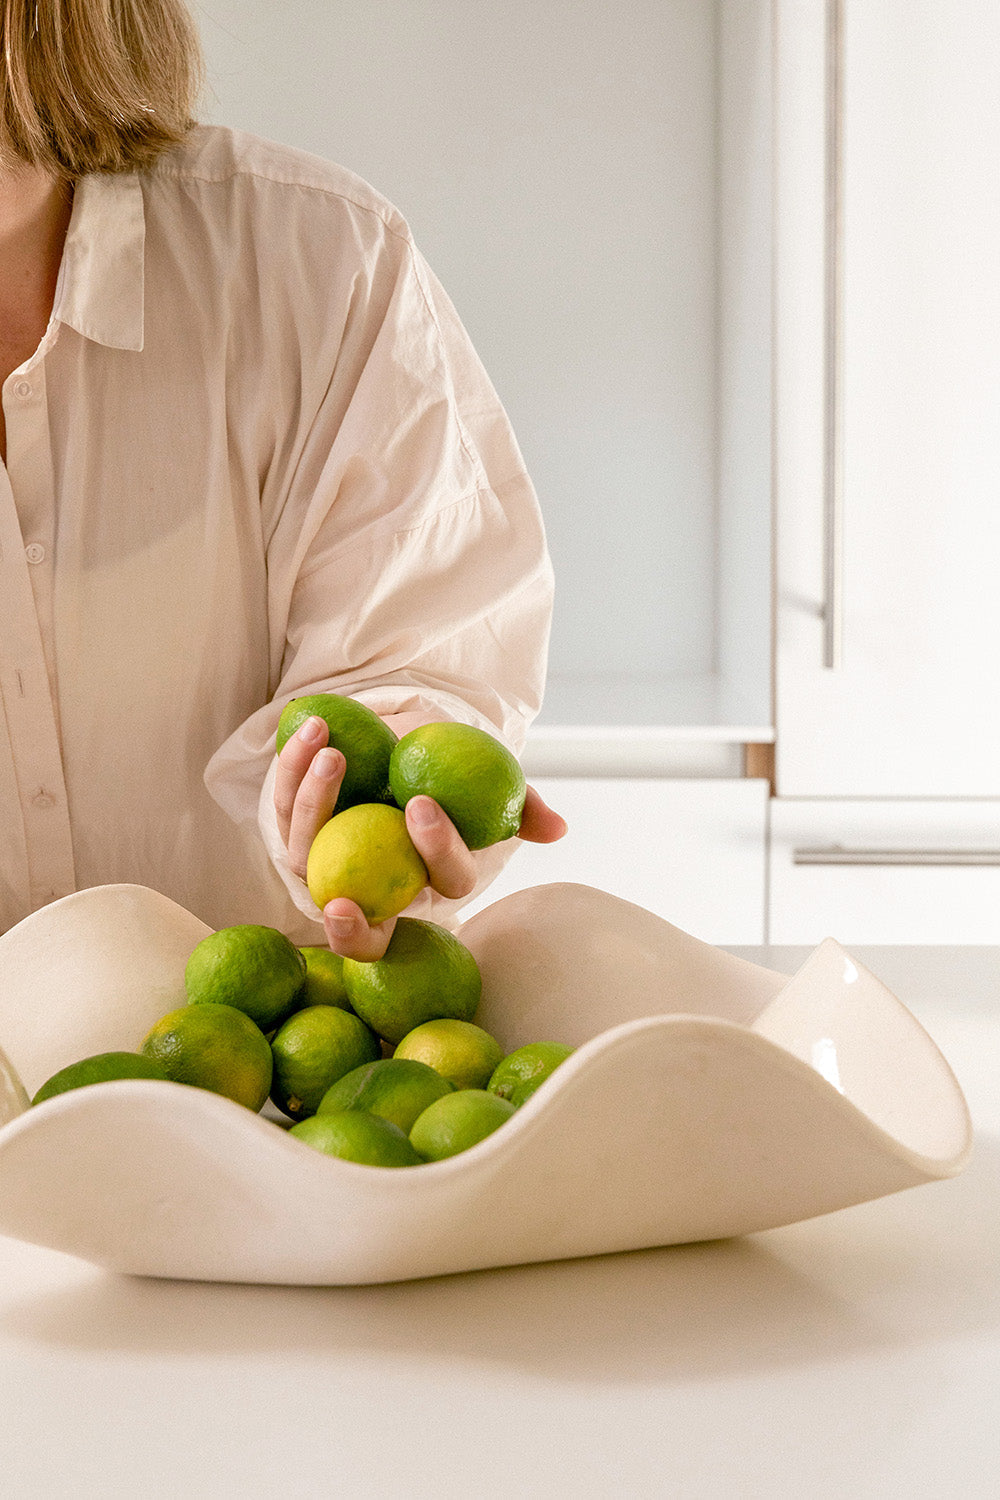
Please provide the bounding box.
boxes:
[0,882,972,1285]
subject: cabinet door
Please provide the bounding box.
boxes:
[774,1,1000,795]
[770,798,1000,943]
[462,778,769,945]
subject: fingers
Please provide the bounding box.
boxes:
[274,717,346,878]
[518,784,568,843]
[405,796,478,900]
[322,899,397,961]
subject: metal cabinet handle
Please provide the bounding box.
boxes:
[823,0,845,670]
[793,846,1000,867]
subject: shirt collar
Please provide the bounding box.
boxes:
[54,171,146,352]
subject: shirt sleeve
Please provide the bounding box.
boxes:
[203,211,554,927]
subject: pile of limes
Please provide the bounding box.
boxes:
[277,691,529,922]
[29,919,573,1168]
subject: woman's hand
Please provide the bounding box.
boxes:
[274,713,567,961]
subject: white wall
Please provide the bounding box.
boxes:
[196,2,770,725]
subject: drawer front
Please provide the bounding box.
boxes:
[463,778,769,944]
[769,799,1000,943]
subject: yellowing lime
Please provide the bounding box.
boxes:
[298,945,351,1009]
[487,1042,574,1106]
[269,1004,380,1121]
[318,1057,455,1133]
[306,803,428,923]
[388,721,526,849]
[289,1109,423,1167]
[140,1003,273,1111]
[31,1051,171,1106]
[342,916,482,1044]
[275,692,398,812]
[185,924,306,1031]
[394,1019,504,1090]
[409,1089,516,1161]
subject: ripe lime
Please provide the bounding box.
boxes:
[306,803,428,923]
[289,1109,423,1167]
[318,1057,455,1134]
[275,692,398,812]
[185,924,306,1031]
[487,1041,574,1106]
[394,1019,504,1090]
[298,945,351,1010]
[269,1004,380,1121]
[388,721,526,849]
[31,1051,171,1106]
[342,916,482,1044]
[409,1089,516,1161]
[140,1003,273,1111]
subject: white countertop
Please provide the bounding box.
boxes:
[2,945,998,1499]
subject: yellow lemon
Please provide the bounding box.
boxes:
[388,721,526,849]
[306,803,428,923]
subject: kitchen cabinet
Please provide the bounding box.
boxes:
[769,798,1000,944]
[769,0,1000,942]
[462,777,770,945]
[774,0,1000,797]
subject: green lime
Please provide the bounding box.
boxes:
[275,692,398,812]
[140,1003,273,1111]
[298,946,351,1010]
[394,1019,503,1090]
[185,924,306,1031]
[269,1004,380,1121]
[409,1089,516,1161]
[31,1051,171,1106]
[487,1042,574,1106]
[289,1109,423,1167]
[388,721,527,849]
[318,1057,455,1133]
[306,803,428,923]
[342,917,482,1044]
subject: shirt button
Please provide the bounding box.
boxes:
[32,790,56,809]
[13,380,32,399]
[25,543,46,564]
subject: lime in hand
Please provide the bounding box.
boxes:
[388,721,526,849]
[276,692,398,813]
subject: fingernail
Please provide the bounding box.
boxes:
[324,911,354,936]
[312,747,342,779]
[298,716,326,743]
[407,797,439,829]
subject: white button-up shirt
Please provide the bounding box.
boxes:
[0,126,553,941]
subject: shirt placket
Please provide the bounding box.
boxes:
[1,339,76,915]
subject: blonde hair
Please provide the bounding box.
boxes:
[0,0,204,177]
